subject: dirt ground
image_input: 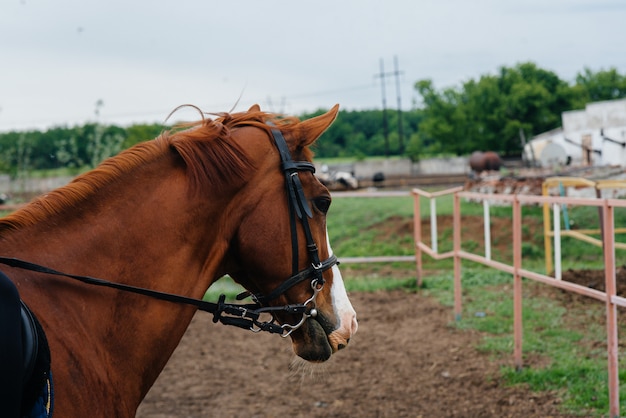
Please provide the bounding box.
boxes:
[136,215,617,418]
[136,289,571,418]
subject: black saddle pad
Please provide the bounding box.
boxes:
[20,301,53,417]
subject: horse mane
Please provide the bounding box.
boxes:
[169,108,307,195]
[0,109,305,231]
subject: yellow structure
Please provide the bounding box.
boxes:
[542,177,626,275]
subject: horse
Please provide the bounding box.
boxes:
[0,104,357,417]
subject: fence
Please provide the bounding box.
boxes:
[332,190,417,265]
[412,186,626,418]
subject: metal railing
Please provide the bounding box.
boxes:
[413,186,626,418]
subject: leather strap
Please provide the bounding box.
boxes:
[0,257,300,335]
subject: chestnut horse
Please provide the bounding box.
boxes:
[0,104,357,417]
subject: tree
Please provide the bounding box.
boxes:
[302,108,421,158]
[122,124,165,149]
[414,62,574,156]
[572,67,626,106]
[413,80,462,154]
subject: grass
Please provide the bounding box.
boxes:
[418,265,623,416]
[427,269,622,416]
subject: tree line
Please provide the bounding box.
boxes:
[1,62,625,176]
[0,123,164,177]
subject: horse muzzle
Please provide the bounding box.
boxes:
[289,306,358,362]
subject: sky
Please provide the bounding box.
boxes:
[1,0,626,132]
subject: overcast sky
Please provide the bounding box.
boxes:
[1,0,625,131]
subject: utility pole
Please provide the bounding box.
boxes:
[393,55,404,152]
[375,57,404,156]
[266,96,286,114]
[375,58,390,157]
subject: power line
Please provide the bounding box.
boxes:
[288,83,377,100]
[0,83,381,132]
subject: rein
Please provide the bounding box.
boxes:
[0,124,338,337]
[0,256,300,334]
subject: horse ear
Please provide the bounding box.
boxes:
[297,104,339,146]
[248,104,261,112]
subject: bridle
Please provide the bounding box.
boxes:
[241,125,339,335]
[0,123,338,337]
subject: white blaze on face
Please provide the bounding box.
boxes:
[326,230,358,339]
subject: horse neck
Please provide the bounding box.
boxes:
[0,156,242,411]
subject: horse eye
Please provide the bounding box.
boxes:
[313,197,331,214]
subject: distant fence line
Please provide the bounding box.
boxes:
[0,155,471,196]
[0,174,73,196]
[316,156,470,180]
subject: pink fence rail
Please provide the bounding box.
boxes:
[413,187,626,418]
[332,191,417,265]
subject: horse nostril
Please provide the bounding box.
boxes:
[337,343,346,350]
[351,315,358,335]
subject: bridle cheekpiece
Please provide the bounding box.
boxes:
[242,125,338,336]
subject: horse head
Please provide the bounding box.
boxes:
[224,104,357,362]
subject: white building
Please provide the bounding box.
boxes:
[524,98,626,168]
